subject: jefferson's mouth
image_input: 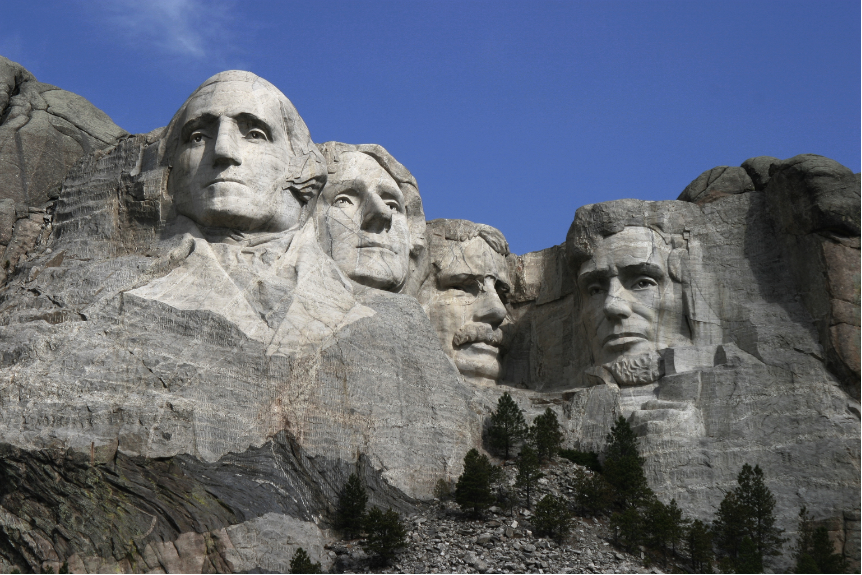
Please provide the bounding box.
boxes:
[205,177,246,187]
[602,332,647,346]
[358,241,395,252]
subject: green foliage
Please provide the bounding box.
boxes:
[289,547,322,574]
[603,416,652,509]
[488,392,527,459]
[361,507,407,566]
[433,478,451,501]
[58,562,70,575]
[515,444,543,508]
[713,463,784,572]
[794,506,847,574]
[533,494,571,543]
[643,497,672,563]
[666,498,689,557]
[531,408,564,461]
[737,536,762,573]
[610,506,643,551]
[336,472,368,538]
[687,519,714,573]
[559,448,602,473]
[455,448,498,517]
[571,468,615,516]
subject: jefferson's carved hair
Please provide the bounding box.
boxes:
[160,70,327,206]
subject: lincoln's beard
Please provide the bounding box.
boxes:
[605,351,663,386]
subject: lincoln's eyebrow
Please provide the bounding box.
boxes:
[619,261,666,278]
[180,113,218,142]
[578,268,610,286]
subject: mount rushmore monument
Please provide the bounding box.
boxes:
[0,58,858,572]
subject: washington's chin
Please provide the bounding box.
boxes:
[178,186,277,230]
[454,343,502,379]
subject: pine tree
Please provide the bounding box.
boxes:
[488,392,527,459]
[531,408,564,461]
[713,463,784,572]
[455,448,497,517]
[533,494,571,543]
[643,497,672,563]
[666,498,689,557]
[361,507,407,566]
[515,444,543,509]
[336,472,368,538]
[736,463,784,567]
[794,506,847,574]
[571,468,615,516]
[610,506,643,551]
[289,547,322,574]
[686,519,713,573]
[603,416,652,509]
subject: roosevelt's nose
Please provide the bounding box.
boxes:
[213,118,242,167]
[361,193,392,233]
[603,277,633,320]
[473,276,507,327]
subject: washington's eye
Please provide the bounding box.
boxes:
[247,129,267,141]
[191,132,205,143]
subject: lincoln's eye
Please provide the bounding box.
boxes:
[633,278,657,290]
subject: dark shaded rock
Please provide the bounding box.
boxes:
[678,165,754,204]
[741,155,780,190]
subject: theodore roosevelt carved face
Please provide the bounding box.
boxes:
[165,71,324,233]
[418,219,511,383]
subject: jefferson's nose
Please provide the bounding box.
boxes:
[213,118,242,166]
[473,277,507,327]
[361,193,392,233]
[603,277,633,319]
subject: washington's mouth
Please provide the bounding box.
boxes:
[602,332,647,347]
[457,341,500,354]
[357,241,396,252]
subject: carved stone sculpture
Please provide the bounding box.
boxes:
[316,142,427,294]
[418,219,511,384]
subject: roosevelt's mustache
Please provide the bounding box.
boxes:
[452,322,504,348]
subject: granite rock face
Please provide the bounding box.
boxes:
[0,64,858,573]
[0,57,127,285]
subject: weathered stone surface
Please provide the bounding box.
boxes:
[677,165,754,204]
[0,56,127,209]
[741,155,780,190]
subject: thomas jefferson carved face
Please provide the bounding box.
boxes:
[577,226,685,365]
[419,225,511,382]
[317,151,411,291]
[168,79,301,232]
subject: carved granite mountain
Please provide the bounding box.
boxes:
[0,65,858,573]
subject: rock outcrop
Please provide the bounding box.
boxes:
[0,63,857,573]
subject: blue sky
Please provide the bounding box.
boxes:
[3,0,859,254]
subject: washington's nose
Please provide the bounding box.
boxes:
[213,118,242,166]
[361,193,392,233]
[473,277,507,327]
[603,277,632,319]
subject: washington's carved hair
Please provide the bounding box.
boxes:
[160,70,327,206]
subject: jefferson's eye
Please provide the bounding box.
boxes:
[386,201,401,212]
[334,197,353,207]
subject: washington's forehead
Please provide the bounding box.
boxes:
[183,80,284,121]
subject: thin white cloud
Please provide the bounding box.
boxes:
[93,0,237,60]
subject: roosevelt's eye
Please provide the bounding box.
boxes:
[632,278,657,290]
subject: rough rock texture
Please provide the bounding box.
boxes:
[0,129,483,573]
[677,165,754,204]
[0,57,127,285]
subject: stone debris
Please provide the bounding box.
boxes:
[333,458,676,574]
